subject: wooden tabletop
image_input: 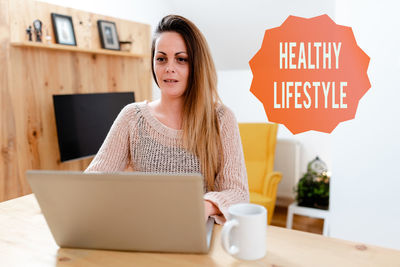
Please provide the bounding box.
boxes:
[1,194,399,267]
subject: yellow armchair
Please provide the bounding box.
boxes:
[238,123,282,224]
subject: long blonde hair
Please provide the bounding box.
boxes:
[151,15,223,191]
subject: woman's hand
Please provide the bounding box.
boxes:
[204,200,220,222]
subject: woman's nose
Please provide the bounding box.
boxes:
[165,63,175,73]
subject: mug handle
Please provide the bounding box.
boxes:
[221,219,239,255]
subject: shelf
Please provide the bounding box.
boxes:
[10,41,147,58]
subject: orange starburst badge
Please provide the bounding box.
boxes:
[249,14,370,134]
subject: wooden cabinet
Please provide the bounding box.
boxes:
[0,0,152,201]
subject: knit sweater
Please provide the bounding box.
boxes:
[85,100,249,224]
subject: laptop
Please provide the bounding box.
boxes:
[26,170,215,253]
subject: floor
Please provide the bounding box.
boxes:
[270,205,324,235]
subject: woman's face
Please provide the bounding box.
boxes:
[153,31,189,99]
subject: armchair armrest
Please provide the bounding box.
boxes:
[262,171,283,197]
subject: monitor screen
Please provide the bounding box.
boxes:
[53,92,135,162]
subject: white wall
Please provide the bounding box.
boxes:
[329,0,400,250]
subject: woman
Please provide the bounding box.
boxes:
[86,15,249,224]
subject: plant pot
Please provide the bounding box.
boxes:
[298,197,329,210]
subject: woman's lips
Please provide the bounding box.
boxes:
[163,79,178,83]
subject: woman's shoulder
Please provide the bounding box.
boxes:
[215,102,238,126]
[115,101,148,124]
[121,101,147,115]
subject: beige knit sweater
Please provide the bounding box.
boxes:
[85,100,249,224]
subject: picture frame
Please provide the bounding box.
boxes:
[97,20,120,50]
[51,13,77,46]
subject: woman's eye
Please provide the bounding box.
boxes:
[177,57,188,63]
[156,57,165,62]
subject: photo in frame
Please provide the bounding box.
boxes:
[51,13,77,46]
[97,20,120,50]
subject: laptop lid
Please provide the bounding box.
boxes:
[26,170,214,254]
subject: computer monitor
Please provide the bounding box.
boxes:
[53,92,135,162]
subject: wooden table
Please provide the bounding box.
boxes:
[1,195,400,267]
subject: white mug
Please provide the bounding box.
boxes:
[221,203,267,260]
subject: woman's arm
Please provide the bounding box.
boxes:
[204,200,220,221]
[203,106,250,224]
[85,105,133,172]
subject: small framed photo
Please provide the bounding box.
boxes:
[97,20,120,50]
[51,13,77,46]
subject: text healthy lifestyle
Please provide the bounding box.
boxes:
[275,42,346,110]
[249,15,371,134]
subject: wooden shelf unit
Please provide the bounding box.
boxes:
[10,41,147,58]
[0,0,152,202]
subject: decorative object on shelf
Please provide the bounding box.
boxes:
[294,156,330,210]
[97,20,120,50]
[26,25,33,41]
[33,19,42,42]
[51,13,77,46]
[119,40,132,51]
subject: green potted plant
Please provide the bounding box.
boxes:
[294,157,330,210]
